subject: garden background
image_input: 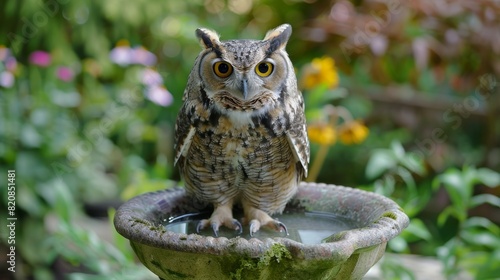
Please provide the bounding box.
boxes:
[1,0,499,279]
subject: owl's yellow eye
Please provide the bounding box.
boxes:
[255,62,274,77]
[213,61,233,78]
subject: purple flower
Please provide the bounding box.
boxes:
[0,71,14,88]
[145,85,173,107]
[131,47,157,66]
[141,68,163,86]
[5,57,17,72]
[109,46,132,66]
[29,51,52,67]
[109,42,157,67]
[369,36,388,56]
[56,66,74,82]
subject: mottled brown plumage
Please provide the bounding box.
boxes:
[174,24,309,236]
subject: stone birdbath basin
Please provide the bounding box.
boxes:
[114,182,409,280]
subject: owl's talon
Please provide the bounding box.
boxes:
[247,214,288,236]
[249,224,255,237]
[195,208,240,237]
[276,221,289,236]
[196,220,207,234]
[211,223,220,237]
[249,220,261,237]
[233,220,243,234]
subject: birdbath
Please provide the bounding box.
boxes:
[114,182,409,280]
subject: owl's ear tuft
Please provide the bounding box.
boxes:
[196,28,221,50]
[264,24,292,53]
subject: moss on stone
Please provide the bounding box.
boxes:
[229,243,292,280]
[131,218,166,233]
[323,231,347,242]
[381,211,397,220]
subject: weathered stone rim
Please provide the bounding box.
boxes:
[114,182,409,262]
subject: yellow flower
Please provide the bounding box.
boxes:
[116,39,130,47]
[308,122,337,146]
[300,56,339,90]
[338,120,369,145]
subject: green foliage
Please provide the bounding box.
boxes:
[362,142,432,260]
[364,143,500,279]
[49,218,154,280]
[365,141,429,218]
[432,166,500,279]
[434,167,500,225]
[379,255,416,280]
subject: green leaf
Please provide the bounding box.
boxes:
[431,176,442,191]
[397,166,417,196]
[437,237,463,277]
[50,89,82,108]
[373,175,395,196]
[391,141,405,160]
[438,206,460,226]
[469,194,500,208]
[461,230,500,249]
[401,197,423,218]
[462,165,480,188]
[474,249,500,279]
[388,235,408,252]
[463,217,500,235]
[51,179,77,223]
[475,168,500,187]
[405,218,432,241]
[435,169,470,216]
[400,152,426,176]
[20,124,42,147]
[305,108,324,122]
[305,83,329,109]
[381,254,416,280]
[366,149,397,179]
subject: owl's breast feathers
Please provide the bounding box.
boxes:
[174,86,309,182]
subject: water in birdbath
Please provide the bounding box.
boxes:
[164,210,355,244]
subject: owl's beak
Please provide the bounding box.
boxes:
[240,79,249,100]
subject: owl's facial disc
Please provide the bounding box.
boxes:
[213,58,278,101]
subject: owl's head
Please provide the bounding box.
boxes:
[192,24,297,113]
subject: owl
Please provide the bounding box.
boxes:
[174,24,309,236]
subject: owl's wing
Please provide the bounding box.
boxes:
[285,98,310,178]
[286,127,310,179]
[174,104,196,166]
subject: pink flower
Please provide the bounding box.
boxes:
[56,66,74,82]
[146,85,173,107]
[29,51,52,67]
[131,47,157,66]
